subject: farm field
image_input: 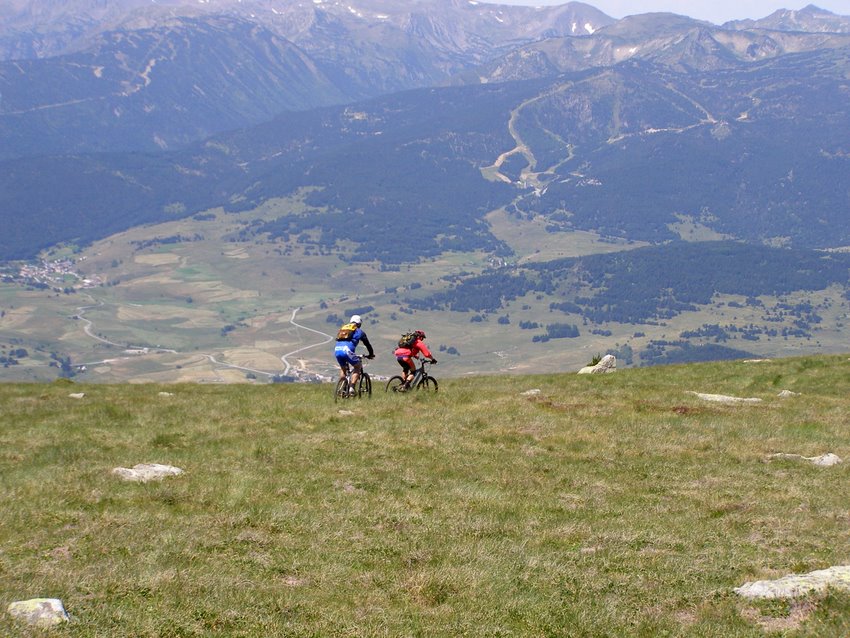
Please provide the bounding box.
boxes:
[1,198,848,383]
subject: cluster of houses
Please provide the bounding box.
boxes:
[8,258,103,290]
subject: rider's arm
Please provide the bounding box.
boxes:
[360,333,375,358]
[414,340,434,360]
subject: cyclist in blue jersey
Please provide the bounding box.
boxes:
[334,314,375,395]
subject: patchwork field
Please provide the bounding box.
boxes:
[1,197,848,383]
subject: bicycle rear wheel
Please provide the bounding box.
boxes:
[359,373,372,398]
[385,376,405,393]
[334,378,348,402]
[416,376,438,392]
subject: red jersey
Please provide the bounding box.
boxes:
[394,337,432,359]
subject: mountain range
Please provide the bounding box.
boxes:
[2,1,849,160]
[1,0,850,377]
[3,3,850,259]
[0,1,616,157]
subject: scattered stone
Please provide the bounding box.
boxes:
[578,354,617,375]
[7,598,70,627]
[735,565,850,599]
[769,452,842,467]
[743,359,771,363]
[777,390,799,398]
[68,392,85,399]
[112,463,184,482]
[686,391,762,404]
[338,410,355,416]
[158,391,174,397]
[521,389,541,396]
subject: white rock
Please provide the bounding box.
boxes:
[68,392,85,399]
[686,391,762,404]
[769,452,842,467]
[735,565,850,599]
[521,389,541,396]
[338,410,355,416]
[7,598,70,627]
[112,463,184,482]
[578,354,616,374]
[810,453,843,466]
[777,390,799,398]
[158,391,174,397]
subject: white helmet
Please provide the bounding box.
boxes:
[350,314,362,325]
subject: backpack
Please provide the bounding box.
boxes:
[398,332,417,348]
[336,322,358,341]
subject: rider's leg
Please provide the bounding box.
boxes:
[350,360,363,391]
[335,352,349,381]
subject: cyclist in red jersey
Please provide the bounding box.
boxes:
[394,330,436,390]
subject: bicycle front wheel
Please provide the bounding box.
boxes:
[334,378,348,402]
[385,376,405,393]
[359,373,372,398]
[416,376,438,392]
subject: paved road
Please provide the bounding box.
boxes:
[280,307,333,377]
[72,297,338,380]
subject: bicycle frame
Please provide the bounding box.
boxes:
[410,357,432,386]
[385,356,437,394]
[335,359,372,401]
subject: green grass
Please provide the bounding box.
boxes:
[2,355,850,636]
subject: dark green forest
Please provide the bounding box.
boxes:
[413,241,850,324]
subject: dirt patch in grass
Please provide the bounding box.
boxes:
[741,599,817,632]
[672,405,704,415]
[532,398,591,413]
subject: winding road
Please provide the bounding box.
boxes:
[73,295,333,380]
[280,308,333,377]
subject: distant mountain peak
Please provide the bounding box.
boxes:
[800,4,835,15]
[724,4,850,33]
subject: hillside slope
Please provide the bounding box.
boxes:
[3,48,849,260]
[1,354,849,635]
[0,16,347,158]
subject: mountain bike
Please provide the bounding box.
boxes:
[385,357,438,393]
[334,359,372,402]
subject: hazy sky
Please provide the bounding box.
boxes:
[489,1,850,25]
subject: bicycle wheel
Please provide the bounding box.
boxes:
[385,376,405,393]
[416,376,438,392]
[359,373,372,398]
[334,378,349,402]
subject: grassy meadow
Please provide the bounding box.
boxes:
[2,354,850,636]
